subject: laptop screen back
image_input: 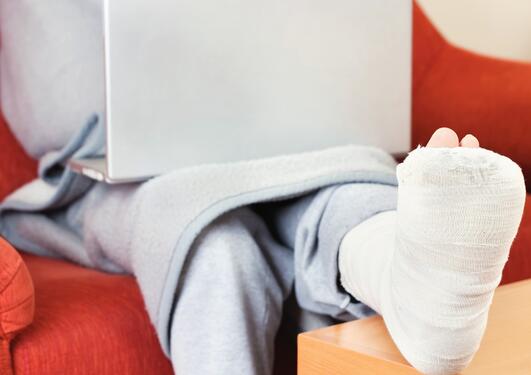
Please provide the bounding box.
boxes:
[104,0,411,180]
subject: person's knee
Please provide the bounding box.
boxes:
[190,208,270,279]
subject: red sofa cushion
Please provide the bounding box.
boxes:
[10,253,173,375]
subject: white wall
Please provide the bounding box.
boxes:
[417,0,531,62]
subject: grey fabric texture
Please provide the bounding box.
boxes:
[170,182,397,375]
[0,119,398,358]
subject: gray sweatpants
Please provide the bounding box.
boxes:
[171,182,397,374]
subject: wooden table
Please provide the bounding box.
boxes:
[298,279,531,374]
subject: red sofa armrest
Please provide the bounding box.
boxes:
[412,3,531,187]
[0,237,35,375]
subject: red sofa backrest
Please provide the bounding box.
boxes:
[0,112,37,200]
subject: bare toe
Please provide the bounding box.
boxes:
[460,134,480,148]
[426,127,459,148]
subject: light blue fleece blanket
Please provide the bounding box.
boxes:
[0,118,398,356]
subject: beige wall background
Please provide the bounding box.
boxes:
[417,0,531,62]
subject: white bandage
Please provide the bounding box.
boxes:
[339,147,526,375]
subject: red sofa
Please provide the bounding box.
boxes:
[1,4,530,374]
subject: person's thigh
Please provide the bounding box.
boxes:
[170,207,294,375]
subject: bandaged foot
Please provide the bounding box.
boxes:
[339,128,526,374]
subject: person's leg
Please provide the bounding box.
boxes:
[262,182,399,323]
[339,128,526,374]
[169,207,293,375]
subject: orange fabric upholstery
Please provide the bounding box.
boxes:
[0,238,34,375]
[11,253,173,374]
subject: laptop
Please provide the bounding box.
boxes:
[69,0,412,184]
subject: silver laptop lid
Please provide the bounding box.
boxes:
[104,0,411,181]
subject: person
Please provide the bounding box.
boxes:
[163,127,525,375]
[1,113,525,375]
